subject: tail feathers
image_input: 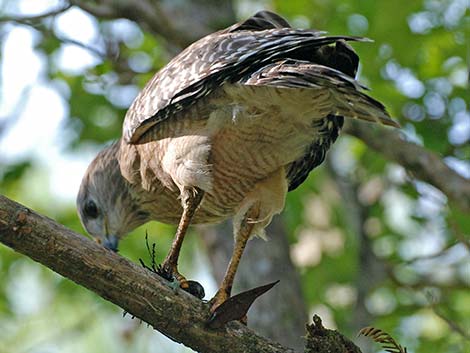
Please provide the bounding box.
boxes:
[241,60,399,128]
[331,84,399,128]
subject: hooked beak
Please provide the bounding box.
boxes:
[103,235,119,252]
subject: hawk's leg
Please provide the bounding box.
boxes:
[160,187,204,289]
[209,202,261,313]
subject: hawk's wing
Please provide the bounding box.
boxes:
[122,11,369,143]
[240,60,393,126]
[239,59,395,190]
[286,114,344,191]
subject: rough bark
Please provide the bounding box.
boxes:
[200,216,308,351]
[0,194,295,353]
[305,315,361,353]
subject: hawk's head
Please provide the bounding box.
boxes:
[76,141,149,251]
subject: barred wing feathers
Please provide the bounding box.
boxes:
[122,11,398,191]
[123,12,370,143]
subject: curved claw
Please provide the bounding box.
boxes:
[184,280,205,299]
[156,264,205,299]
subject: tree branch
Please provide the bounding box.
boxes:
[0,3,72,24]
[69,0,236,52]
[345,121,470,213]
[0,194,295,353]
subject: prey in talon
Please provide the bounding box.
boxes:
[77,11,397,322]
[207,281,280,329]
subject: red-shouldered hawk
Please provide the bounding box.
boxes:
[77,11,398,313]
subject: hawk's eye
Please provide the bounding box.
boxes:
[84,200,99,219]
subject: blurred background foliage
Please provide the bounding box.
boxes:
[0,0,469,352]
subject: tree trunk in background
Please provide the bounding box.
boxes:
[326,161,387,353]
[200,215,308,352]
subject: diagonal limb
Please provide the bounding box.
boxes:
[160,187,204,288]
[209,202,261,313]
